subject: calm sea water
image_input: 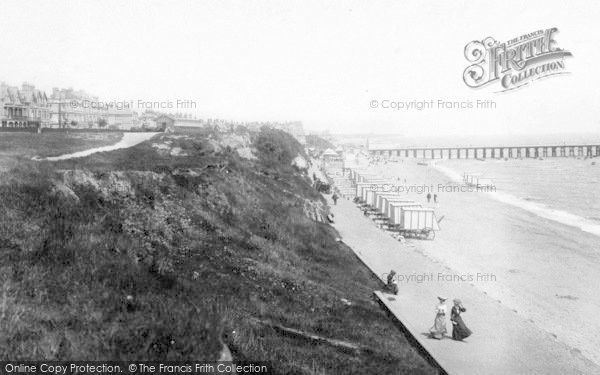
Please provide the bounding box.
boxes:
[442,158,600,219]
[438,158,600,236]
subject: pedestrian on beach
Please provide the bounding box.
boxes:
[450,299,472,341]
[434,194,438,203]
[426,193,432,203]
[332,192,338,205]
[429,296,448,339]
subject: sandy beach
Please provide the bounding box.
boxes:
[345,156,600,368]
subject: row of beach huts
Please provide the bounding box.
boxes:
[325,165,442,240]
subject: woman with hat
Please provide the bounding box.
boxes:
[429,296,448,339]
[450,298,472,341]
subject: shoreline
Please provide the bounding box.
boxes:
[432,161,600,237]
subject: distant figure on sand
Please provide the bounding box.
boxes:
[426,193,432,203]
[451,299,472,341]
[433,194,438,203]
[332,192,338,205]
[429,296,447,339]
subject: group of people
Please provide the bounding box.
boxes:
[386,271,471,341]
[430,296,472,341]
[426,193,438,203]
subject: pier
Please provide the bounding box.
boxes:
[369,145,600,159]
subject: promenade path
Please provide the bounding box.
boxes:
[328,195,600,375]
[41,132,160,161]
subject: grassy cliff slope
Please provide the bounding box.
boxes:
[0,128,437,374]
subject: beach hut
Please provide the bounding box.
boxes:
[388,202,423,225]
[396,207,441,239]
[382,197,416,216]
[357,173,379,183]
[355,182,377,201]
[375,192,402,211]
[365,182,395,206]
[358,180,386,202]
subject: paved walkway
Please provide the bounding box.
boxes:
[328,195,600,375]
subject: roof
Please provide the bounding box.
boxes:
[155,114,175,121]
[322,148,338,156]
[385,198,416,203]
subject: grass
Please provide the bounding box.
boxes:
[0,132,123,172]
[0,128,438,374]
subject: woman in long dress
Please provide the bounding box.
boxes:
[429,296,447,339]
[451,298,472,341]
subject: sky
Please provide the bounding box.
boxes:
[0,0,599,136]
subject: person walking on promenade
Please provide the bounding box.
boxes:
[332,192,339,205]
[386,270,398,295]
[426,193,432,203]
[434,194,438,203]
[451,299,472,341]
[429,296,448,339]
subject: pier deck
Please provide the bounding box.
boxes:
[369,144,600,159]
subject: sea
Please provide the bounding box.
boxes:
[436,158,600,237]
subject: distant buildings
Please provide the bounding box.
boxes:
[0,81,306,143]
[0,82,51,128]
[0,82,135,130]
[145,112,305,144]
[49,87,135,129]
[154,114,175,132]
